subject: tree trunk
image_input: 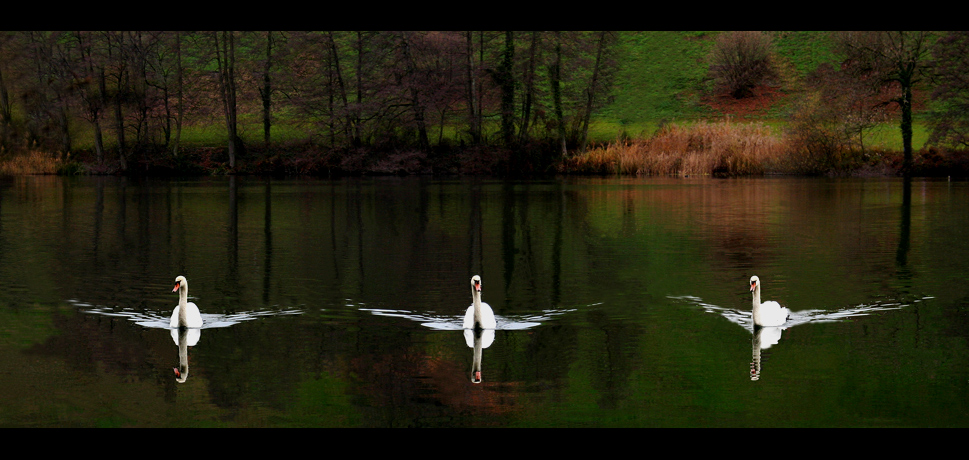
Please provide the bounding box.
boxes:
[327,31,352,147]
[579,32,609,151]
[216,31,239,169]
[400,32,430,152]
[0,65,10,133]
[353,31,364,147]
[550,31,567,158]
[172,31,183,158]
[57,101,70,156]
[107,32,128,171]
[464,31,480,145]
[498,31,515,147]
[261,31,273,149]
[114,75,127,171]
[93,67,106,164]
[519,32,539,145]
[900,74,914,175]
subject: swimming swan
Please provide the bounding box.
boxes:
[463,275,496,330]
[170,275,203,328]
[750,275,790,327]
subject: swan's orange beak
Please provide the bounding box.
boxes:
[474,281,481,292]
[750,282,756,292]
[475,371,481,382]
[173,367,180,377]
[172,282,180,293]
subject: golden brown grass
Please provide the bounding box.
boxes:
[0,150,64,175]
[563,120,787,176]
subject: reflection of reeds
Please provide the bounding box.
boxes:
[564,120,785,176]
[0,151,62,175]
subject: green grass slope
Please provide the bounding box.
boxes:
[596,31,930,152]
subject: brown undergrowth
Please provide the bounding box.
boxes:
[0,150,65,175]
[563,120,786,176]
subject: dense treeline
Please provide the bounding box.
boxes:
[0,31,618,174]
[4,31,969,176]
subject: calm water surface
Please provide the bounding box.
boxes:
[0,174,966,427]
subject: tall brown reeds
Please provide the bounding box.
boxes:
[0,150,64,175]
[562,120,787,176]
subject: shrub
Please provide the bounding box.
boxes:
[709,31,778,99]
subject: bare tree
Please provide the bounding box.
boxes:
[68,31,108,164]
[837,31,934,174]
[19,32,74,156]
[787,61,892,166]
[213,31,240,169]
[397,32,431,152]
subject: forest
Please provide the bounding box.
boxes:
[1,31,968,177]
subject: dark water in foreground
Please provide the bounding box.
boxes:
[0,174,966,427]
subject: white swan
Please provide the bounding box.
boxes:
[170,275,203,328]
[750,275,790,327]
[463,275,496,330]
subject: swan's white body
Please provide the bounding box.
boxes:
[750,275,789,327]
[171,275,203,328]
[463,275,496,330]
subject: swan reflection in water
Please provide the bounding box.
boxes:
[466,328,492,383]
[669,294,931,381]
[173,327,196,383]
[67,298,302,383]
[749,326,782,381]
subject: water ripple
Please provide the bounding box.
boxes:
[669,294,930,334]
[66,298,304,330]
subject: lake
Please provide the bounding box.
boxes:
[0,174,966,427]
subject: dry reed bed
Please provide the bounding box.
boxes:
[565,120,787,176]
[0,151,64,175]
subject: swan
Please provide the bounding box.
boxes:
[750,275,790,327]
[170,275,203,328]
[463,275,496,330]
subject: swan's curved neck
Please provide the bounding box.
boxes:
[751,285,762,323]
[178,285,189,323]
[472,289,482,325]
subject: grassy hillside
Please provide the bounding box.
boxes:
[594,31,928,151]
[599,32,840,125]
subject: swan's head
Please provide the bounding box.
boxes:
[173,275,187,293]
[174,365,188,383]
[471,275,482,293]
[750,275,760,293]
